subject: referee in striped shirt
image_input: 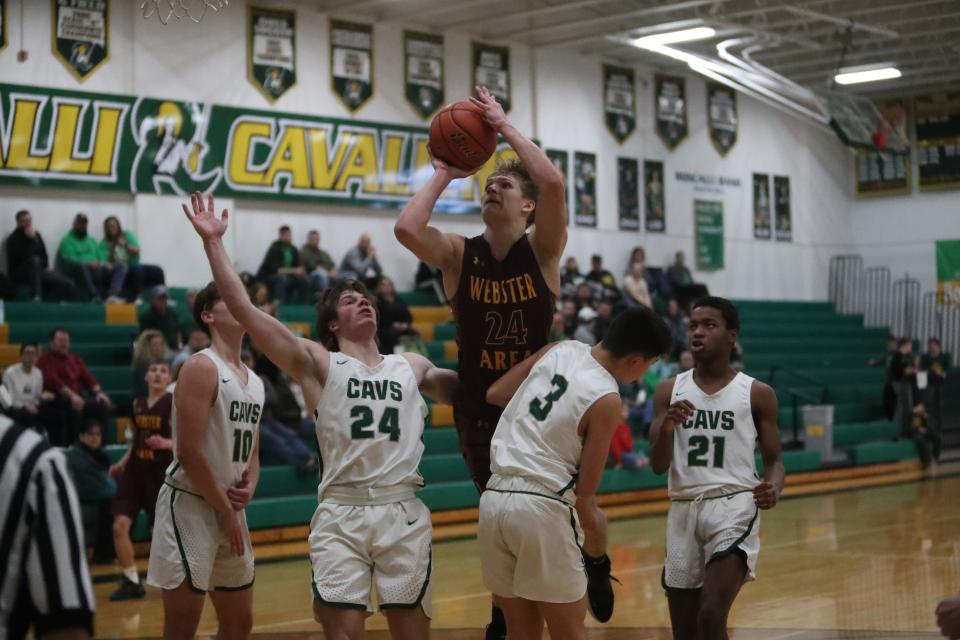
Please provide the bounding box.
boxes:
[0,415,94,639]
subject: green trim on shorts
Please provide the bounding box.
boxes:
[311,580,367,611]
[557,476,577,495]
[566,506,582,551]
[164,481,203,500]
[669,488,752,503]
[380,544,432,610]
[214,577,255,592]
[170,488,205,594]
[486,487,573,506]
[708,506,758,565]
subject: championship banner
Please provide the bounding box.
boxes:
[0,81,522,214]
[707,83,737,156]
[473,42,510,113]
[617,157,639,231]
[330,20,373,113]
[936,240,960,304]
[53,0,109,82]
[654,74,687,150]
[404,31,444,120]
[644,160,665,233]
[574,152,597,227]
[856,99,910,196]
[774,175,792,242]
[248,6,296,103]
[694,200,724,271]
[603,64,635,143]
[752,173,771,240]
[916,93,960,191]
[546,149,571,224]
[1,0,7,53]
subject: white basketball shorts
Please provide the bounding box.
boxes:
[147,483,255,593]
[663,489,760,590]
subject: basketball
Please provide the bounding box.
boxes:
[429,101,497,172]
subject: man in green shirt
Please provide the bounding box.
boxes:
[300,229,338,294]
[58,213,127,302]
[256,225,310,303]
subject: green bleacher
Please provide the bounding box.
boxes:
[6,294,932,541]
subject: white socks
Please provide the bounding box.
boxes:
[123,566,140,584]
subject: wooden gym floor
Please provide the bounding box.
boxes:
[94,470,960,639]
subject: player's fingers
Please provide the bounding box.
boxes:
[192,191,201,213]
[207,193,215,214]
[182,203,192,219]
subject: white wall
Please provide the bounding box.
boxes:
[0,0,874,299]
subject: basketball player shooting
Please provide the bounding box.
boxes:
[649,297,784,640]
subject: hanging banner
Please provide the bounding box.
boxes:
[694,200,724,271]
[0,81,524,214]
[856,99,910,196]
[937,240,960,304]
[617,157,639,231]
[248,6,296,103]
[574,152,597,227]
[404,31,444,120]
[473,42,510,113]
[603,64,635,143]
[707,82,737,156]
[774,175,792,242]
[546,149,571,225]
[1,0,7,53]
[330,20,373,113]
[655,74,687,150]
[644,160,665,233]
[752,173,771,240]
[916,93,960,191]
[53,0,109,82]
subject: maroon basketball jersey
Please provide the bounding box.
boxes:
[130,393,173,470]
[452,234,555,419]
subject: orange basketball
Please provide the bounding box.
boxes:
[429,101,497,172]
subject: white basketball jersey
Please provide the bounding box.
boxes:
[313,353,427,497]
[490,341,619,496]
[166,348,265,493]
[668,370,759,499]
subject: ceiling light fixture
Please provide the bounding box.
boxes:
[834,65,901,85]
[631,26,716,48]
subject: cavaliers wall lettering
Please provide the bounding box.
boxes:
[0,82,517,213]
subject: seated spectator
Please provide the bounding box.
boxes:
[574,282,597,311]
[257,225,310,304]
[37,328,113,446]
[178,288,201,339]
[59,212,127,302]
[560,298,578,337]
[609,399,649,471]
[375,276,416,355]
[622,261,653,309]
[574,306,598,345]
[668,251,709,307]
[64,418,116,563]
[249,281,278,317]
[172,328,210,378]
[919,337,949,453]
[677,349,694,373]
[6,209,77,301]
[340,233,382,289]
[101,216,165,302]
[561,256,583,290]
[131,330,171,398]
[663,298,689,355]
[549,311,566,342]
[1,342,53,431]
[415,260,446,304]
[594,299,614,343]
[138,285,181,350]
[585,254,618,298]
[300,229,338,296]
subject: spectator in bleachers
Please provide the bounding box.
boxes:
[6,209,77,301]
[249,281,278,317]
[585,254,618,298]
[375,276,416,355]
[560,298,578,337]
[300,229,338,296]
[561,256,583,290]
[667,251,709,308]
[594,299,615,343]
[663,298,689,356]
[37,328,113,446]
[64,418,116,563]
[131,330,172,398]
[622,260,653,309]
[339,232,382,289]
[574,305,598,345]
[172,327,210,378]
[1,342,51,431]
[870,334,899,420]
[415,260,446,304]
[574,282,597,311]
[608,398,649,471]
[101,216,165,302]
[550,311,566,342]
[919,337,949,449]
[678,349,694,373]
[178,288,201,339]
[890,337,917,436]
[59,212,127,302]
[138,285,181,350]
[257,225,311,304]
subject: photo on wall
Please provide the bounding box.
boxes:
[644,160,666,233]
[617,157,640,231]
[752,173,771,240]
[248,6,297,103]
[574,152,597,228]
[774,175,792,242]
[546,149,571,224]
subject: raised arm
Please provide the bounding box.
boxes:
[751,381,784,510]
[183,193,319,385]
[649,378,695,475]
[471,85,567,263]
[485,341,560,408]
[394,160,467,272]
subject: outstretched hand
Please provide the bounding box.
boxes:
[469,85,508,132]
[182,192,229,241]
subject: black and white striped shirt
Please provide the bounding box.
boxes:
[0,418,94,639]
